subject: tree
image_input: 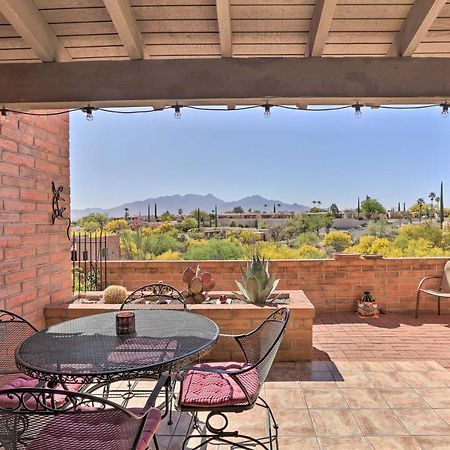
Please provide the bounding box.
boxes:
[159,211,175,222]
[330,203,340,217]
[177,208,183,216]
[232,206,244,214]
[104,219,130,234]
[417,198,425,221]
[360,197,386,219]
[124,207,130,219]
[79,213,109,229]
[178,217,197,232]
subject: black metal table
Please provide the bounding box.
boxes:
[15,310,219,384]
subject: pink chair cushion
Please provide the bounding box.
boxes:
[179,362,260,408]
[23,407,161,450]
[0,375,82,409]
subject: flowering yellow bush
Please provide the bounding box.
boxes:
[154,250,182,260]
[322,231,352,252]
[248,242,326,259]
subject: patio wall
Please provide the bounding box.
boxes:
[0,111,72,327]
[106,257,450,314]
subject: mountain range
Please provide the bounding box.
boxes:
[71,194,308,219]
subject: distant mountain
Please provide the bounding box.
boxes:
[71,194,308,219]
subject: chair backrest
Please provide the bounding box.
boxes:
[120,283,186,310]
[0,310,38,385]
[0,387,146,450]
[441,260,450,292]
[235,307,290,388]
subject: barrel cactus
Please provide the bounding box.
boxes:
[234,254,279,305]
[103,285,128,304]
[182,266,215,304]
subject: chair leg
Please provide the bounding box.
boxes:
[438,296,441,315]
[152,434,160,450]
[415,290,421,319]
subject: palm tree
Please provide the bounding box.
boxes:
[429,192,436,204]
[124,207,130,219]
[178,208,183,216]
[263,204,267,212]
[317,201,322,210]
[417,198,425,221]
[312,200,317,208]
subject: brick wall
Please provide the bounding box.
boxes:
[0,111,72,328]
[106,257,450,314]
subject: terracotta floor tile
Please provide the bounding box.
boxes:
[300,380,339,389]
[265,380,301,390]
[378,388,429,409]
[366,372,410,389]
[328,360,363,372]
[390,361,443,372]
[276,409,316,437]
[264,388,307,410]
[414,436,450,449]
[359,361,395,372]
[303,389,347,409]
[318,436,371,449]
[277,437,320,449]
[353,409,408,436]
[436,409,450,424]
[299,371,336,382]
[394,409,450,435]
[429,370,450,386]
[310,409,362,436]
[341,388,389,409]
[366,436,421,450]
[334,372,374,388]
[398,371,445,388]
[297,361,332,372]
[415,388,450,408]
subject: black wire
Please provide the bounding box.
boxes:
[184,105,261,111]
[379,104,439,110]
[7,108,82,116]
[277,105,353,111]
[97,107,169,113]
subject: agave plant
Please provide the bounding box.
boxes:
[234,254,279,305]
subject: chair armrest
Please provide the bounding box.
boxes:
[418,276,441,291]
[141,372,170,415]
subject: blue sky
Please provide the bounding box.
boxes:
[70,105,449,211]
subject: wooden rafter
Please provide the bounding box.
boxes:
[388,0,446,57]
[103,0,143,60]
[305,0,337,57]
[216,0,232,57]
[0,0,71,62]
[1,58,450,109]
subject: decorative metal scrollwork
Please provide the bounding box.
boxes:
[51,181,71,240]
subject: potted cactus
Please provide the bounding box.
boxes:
[103,285,128,304]
[234,254,280,305]
[182,266,215,304]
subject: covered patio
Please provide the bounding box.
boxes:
[1,1,450,449]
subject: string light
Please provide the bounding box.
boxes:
[173,104,182,119]
[81,105,95,121]
[264,103,272,118]
[352,102,362,118]
[1,107,8,122]
[441,102,449,118]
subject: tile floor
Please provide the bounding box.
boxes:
[119,313,450,449]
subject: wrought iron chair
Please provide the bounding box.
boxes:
[120,283,186,310]
[415,260,450,318]
[0,310,38,387]
[117,284,185,423]
[176,307,290,450]
[0,373,168,450]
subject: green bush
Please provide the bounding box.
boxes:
[184,239,245,260]
[292,232,320,248]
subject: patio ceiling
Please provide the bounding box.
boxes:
[1,0,450,108]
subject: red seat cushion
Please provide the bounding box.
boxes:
[179,362,260,408]
[21,407,161,450]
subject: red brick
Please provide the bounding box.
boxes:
[2,151,34,168]
[0,161,19,175]
[2,175,35,189]
[20,189,49,202]
[5,268,37,284]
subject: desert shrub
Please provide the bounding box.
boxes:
[154,250,182,260]
[322,231,352,252]
[296,244,327,259]
[183,239,245,260]
[104,218,130,234]
[292,232,320,248]
[250,242,326,260]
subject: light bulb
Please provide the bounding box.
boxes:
[353,103,362,118]
[264,104,271,118]
[174,104,181,119]
[82,106,94,121]
[1,107,8,122]
[441,102,448,118]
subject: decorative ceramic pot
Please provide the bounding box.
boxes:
[357,291,379,317]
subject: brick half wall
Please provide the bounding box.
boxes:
[106,257,450,314]
[0,111,72,328]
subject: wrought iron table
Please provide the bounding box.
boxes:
[15,310,219,384]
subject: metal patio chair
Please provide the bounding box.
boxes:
[0,310,38,387]
[415,260,450,318]
[177,307,290,450]
[120,283,186,310]
[0,373,168,450]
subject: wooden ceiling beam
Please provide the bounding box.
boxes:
[0,0,71,62]
[305,0,337,57]
[388,0,446,56]
[1,57,450,108]
[103,0,143,60]
[216,0,232,57]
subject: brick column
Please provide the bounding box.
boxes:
[0,111,72,328]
